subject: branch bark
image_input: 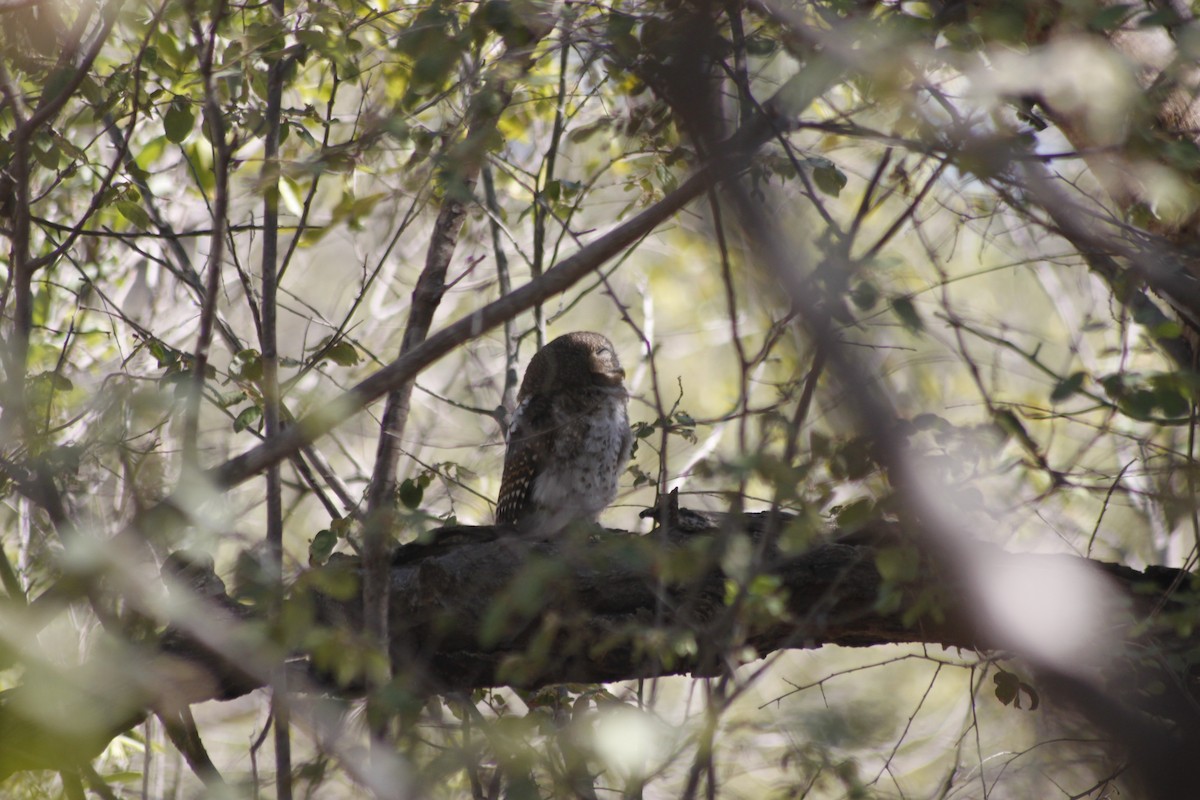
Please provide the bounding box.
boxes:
[2,508,1194,781]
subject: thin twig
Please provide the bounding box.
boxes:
[482,165,519,419]
[181,0,233,466]
[260,0,292,794]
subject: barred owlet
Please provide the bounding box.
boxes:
[495,331,633,535]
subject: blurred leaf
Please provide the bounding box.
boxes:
[875,545,919,583]
[233,405,262,433]
[1050,371,1086,403]
[993,409,1031,447]
[163,98,195,143]
[43,66,74,104]
[745,34,778,55]
[27,370,74,413]
[398,478,423,510]
[891,296,924,334]
[1088,3,1133,31]
[325,341,360,366]
[232,349,264,382]
[1151,320,1184,339]
[1154,386,1190,418]
[812,162,847,197]
[834,497,875,529]
[776,56,845,116]
[912,413,949,431]
[567,117,612,144]
[1120,390,1157,421]
[148,339,179,368]
[850,280,878,310]
[309,529,337,566]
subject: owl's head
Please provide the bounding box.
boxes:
[518,331,626,398]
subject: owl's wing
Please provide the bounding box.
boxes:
[495,396,550,526]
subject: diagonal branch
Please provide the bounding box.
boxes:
[206,151,739,493]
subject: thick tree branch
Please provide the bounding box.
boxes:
[1,509,1192,780]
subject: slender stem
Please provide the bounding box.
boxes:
[260,0,292,795]
[530,14,573,348]
[482,165,519,418]
[182,0,232,466]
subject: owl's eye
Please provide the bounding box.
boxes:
[595,347,611,357]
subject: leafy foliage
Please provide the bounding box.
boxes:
[2,0,1200,797]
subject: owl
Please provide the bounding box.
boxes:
[495,331,634,535]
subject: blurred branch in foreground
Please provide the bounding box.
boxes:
[2,500,1193,786]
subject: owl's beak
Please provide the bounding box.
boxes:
[594,367,626,386]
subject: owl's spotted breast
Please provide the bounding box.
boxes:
[495,332,633,535]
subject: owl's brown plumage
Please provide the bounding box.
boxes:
[495,331,633,535]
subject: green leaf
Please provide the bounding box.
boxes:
[745,35,778,55]
[325,341,360,366]
[1049,371,1085,403]
[115,200,152,229]
[1150,320,1183,339]
[1138,8,1178,27]
[834,497,875,529]
[812,163,847,197]
[567,118,612,144]
[233,405,262,433]
[309,529,338,566]
[992,409,1028,443]
[1088,3,1133,31]
[233,349,263,382]
[850,280,878,310]
[398,478,423,510]
[43,67,74,104]
[891,296,924,334]
[633,421,656,439]
[1153,387,1190,418]
[875,545,919,583]
[163,98,195,143]
[32,139,62,170]
[1120,390,1156,420]
[911,413,949,431]
[31,288,50,328]
[148,339,179,368]
[29,370,73,392]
